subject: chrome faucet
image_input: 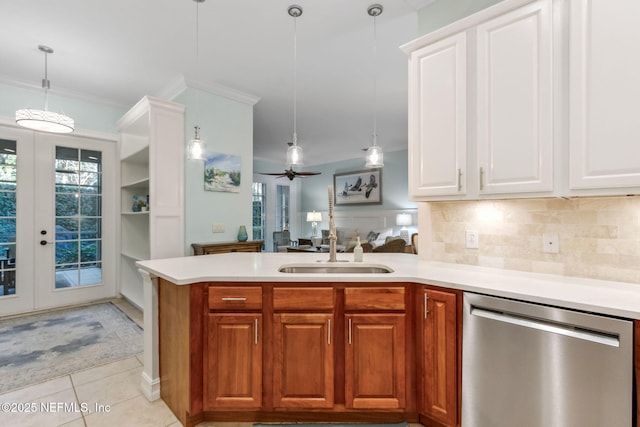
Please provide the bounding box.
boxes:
[328,185,337,262]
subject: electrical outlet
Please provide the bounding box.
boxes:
[542,233,559,254]
[212,224,225,233]
[465,230,479,249]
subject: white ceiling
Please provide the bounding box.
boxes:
[1,0,426,166]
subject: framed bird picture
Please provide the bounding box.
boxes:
[334,169,382,205]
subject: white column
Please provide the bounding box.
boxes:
[138,269,160,401]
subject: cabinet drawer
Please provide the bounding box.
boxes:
[344,287,405,311]
[273,287,334,311]
[208,286,262,311]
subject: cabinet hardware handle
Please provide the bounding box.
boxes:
[328,319,331,345]
[348,318,352,345]
[424,293,429,319]
[479,167,485,191]
[254,318,259,345]
[221,297,246,301]
[457,168,462,192]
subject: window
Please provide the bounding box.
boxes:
[252,182,266,248]
[275,185,290,231]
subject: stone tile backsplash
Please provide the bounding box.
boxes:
[426,196,640,284]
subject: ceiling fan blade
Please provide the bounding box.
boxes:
[294,172,321,176]
[259,172,287,177]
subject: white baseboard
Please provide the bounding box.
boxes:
[140,371,161,401]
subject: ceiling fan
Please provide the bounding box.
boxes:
[260,166,321,181]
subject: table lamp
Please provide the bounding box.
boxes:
[396,213,412,244]
[306,211,322,237]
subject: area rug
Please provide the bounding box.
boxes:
[0,302,143,393]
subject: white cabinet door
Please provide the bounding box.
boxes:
[569,0,640,191]
[408,32,467,198]
[476,0,553,195]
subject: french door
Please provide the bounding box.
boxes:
[0,125,116,316]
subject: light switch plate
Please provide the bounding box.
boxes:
[212,224,225,233]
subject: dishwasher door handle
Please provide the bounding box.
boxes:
[470,306,620,347]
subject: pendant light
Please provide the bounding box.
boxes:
[286,4,304,167]
[259,5,320,181]
[15,45,74,134]
[187,0,206,160]
[364,4,384,168]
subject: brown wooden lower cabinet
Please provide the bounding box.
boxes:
[345,313,406,409]
[272,313,334,408]
[204,313,262,409]
[419,287,461,427]
[158,281,444,426]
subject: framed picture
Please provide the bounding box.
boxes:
[334,169,382,205]
[204,152,241,193]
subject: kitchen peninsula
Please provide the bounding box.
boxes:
[136,252,640,427]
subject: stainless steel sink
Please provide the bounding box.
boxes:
[278,263,394,274]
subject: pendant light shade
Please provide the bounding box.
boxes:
[364,4,383,168]
[365,135,384,168]
[188,126,205,160]
[16,45,74,134]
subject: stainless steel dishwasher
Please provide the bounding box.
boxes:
[462,293,634,427]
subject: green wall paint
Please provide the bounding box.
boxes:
[0,83,125,134]
[417,0,505,35]
[175,88,254,255]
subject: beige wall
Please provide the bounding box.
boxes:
[421,196,640,284]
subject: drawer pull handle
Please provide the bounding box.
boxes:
[328,319,331,345]
[221,297,247,301]
[348,318,352,345]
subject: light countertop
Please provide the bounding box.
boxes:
[136,252,640,319]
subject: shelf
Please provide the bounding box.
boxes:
[122,145,149,164]
[121,211,150,216]
[121,177,150,190]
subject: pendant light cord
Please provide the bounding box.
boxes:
[42,49,50,111]
[194,0,202,130]
[293,13,298,146]
[372,12,378,146]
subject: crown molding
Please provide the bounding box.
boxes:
[0,76,128,109]
[156,74,260,106]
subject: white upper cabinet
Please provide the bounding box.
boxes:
[476,1,553,195]
[568,0,640,192]
[403,0,554,201]
[408,32,467,198]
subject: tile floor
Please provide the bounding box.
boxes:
[0,298,211,427]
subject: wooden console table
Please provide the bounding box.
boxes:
[191,240,263,255]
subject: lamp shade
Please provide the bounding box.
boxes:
[306,211,322,222]
[396,213,412,226]
[16,109,74,133]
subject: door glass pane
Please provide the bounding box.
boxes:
[55,146,102,288]
[252,182,266,249]
[0,139,16,297]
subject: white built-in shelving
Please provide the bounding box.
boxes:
[117,96,185,308]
